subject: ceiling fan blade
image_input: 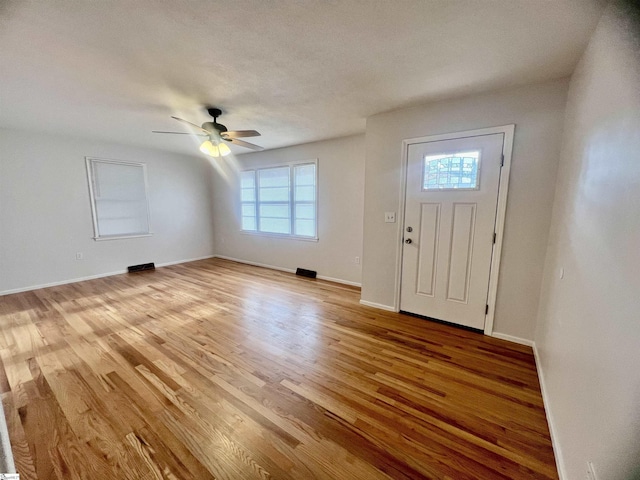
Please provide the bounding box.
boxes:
[227,138,264,151]
[222,130,261,138]
[152,131,208,136]
[170,116,210,134]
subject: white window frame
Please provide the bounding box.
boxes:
[85,157,152,241]
[240,159,318,241]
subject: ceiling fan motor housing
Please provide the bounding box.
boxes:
[202,121,227,134]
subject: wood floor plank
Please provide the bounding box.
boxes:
[0,258,558,479]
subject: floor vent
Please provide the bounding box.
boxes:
[127,262,155,273]
[296,268,317,279]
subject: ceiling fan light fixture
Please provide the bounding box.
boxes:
[200,139,231,158]
[218,142,231,157]
[199,140,215,156]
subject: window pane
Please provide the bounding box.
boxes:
[294,164,316,185]
[94,162,146,200]
[260,187,289,202]
[259,186,290,202]
[241,187,255,202]
[241,170,255,189]
[295,219,315,237]
[295,186,315,202]
[260,218,290,234]
[259,204,290,219]
[259,167,289,187]
[242,216,256,231]
[295,203,315,220]
[423,151,480,190]
[242,204,255,217]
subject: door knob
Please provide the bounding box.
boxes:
[405,238,412,244]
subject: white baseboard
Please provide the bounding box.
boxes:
[213,255,361,287]
[358,299,398,312]
[533,342,566,480]
[491,331,535,347]
[0,254,215,296]
[317,275,361,287]
[214,255,296,274]
[156,255,214,268]
[0,269,128,296]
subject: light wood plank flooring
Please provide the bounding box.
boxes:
[0,258,557,479]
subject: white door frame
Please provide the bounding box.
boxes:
[394,125,515,336]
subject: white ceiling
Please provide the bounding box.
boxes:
[0,0,604,156]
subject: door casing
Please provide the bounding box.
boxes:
[394,125,515,336]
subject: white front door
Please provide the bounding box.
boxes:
[400,133,504,330]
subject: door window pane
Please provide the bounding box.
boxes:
[423,151,480,190]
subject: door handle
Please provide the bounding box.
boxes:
[405,238,412,244]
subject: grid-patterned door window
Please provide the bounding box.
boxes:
[423,151,480,190]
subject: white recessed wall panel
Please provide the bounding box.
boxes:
[416,203,440,296]
[446,203,476,303]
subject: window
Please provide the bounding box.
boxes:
[423,151,480,190]
[241,161,317,239]
[86,157,151,240]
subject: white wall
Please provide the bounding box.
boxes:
[535,3,640,479]
[0,128,215,294]
[212,135,365,285]
[361,79,568,341]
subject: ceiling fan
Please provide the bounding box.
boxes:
[153,107,263,157]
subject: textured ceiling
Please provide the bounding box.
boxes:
[0,0,604,156]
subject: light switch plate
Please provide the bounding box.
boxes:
[384,212,396,223]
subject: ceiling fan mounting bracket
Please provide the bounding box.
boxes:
[207,107,223,119]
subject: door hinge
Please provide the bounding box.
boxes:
[493,232,496,244]
[500,153,505,167]
[485,304,489,315]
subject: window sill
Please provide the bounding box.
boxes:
[240,231,319,243]
[93,233,153,241]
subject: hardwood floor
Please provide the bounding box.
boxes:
[0,258,558,479]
